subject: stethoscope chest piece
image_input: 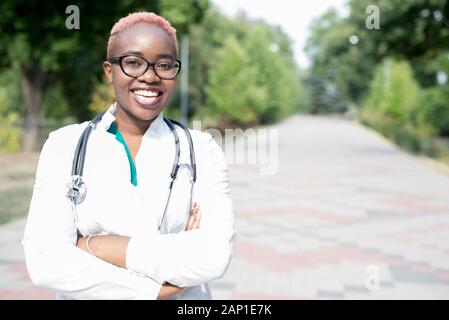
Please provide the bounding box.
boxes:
[66,175,87,204]
[67,108,197,233]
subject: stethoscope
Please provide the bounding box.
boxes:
[66,108,196,231]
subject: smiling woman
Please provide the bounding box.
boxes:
[104,15,179,135]
[21,12,235,300]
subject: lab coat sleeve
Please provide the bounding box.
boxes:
[22,130,162,299]
[126,133,236,287]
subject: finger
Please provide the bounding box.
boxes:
[191,208,201,229]
[186,206,198,231]
[186,212,194,230]
[191,217,199,229]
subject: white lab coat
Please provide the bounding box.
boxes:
[22,103,235,300]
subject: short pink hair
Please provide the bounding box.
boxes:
[107,12,178,60]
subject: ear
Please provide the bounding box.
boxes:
[103,61,113,84]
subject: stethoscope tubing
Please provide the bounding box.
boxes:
[66,108,197,232]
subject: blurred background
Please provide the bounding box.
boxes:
[1,0,449,299]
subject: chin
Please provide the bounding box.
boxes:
[133,105,165,121]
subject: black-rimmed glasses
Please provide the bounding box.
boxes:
[109,55,181,79]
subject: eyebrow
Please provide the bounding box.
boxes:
[118,51,175,59]
[120,50,144,56]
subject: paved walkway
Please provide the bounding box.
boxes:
[1,115,449,299]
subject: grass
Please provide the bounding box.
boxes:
[0,152,39,225]
[357,108,449,172]
[0,186,34,224]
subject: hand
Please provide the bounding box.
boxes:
[76,236,88,252]
[157,203,201,299]
[157,282,185,299]
[185,202,201,231]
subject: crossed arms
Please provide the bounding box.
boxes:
[76,203,202,299]
[22,130,234,300]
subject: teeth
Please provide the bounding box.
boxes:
[135,95,157,104]
[133,89,159,97]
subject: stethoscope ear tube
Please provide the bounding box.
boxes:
[67,111,197,234]
[67,111,105,204]
[167,118,197,183]
[163,117,181,180]
[72,111,106,177]
[158,117,196,231]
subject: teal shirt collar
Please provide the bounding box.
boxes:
[107,121,138,186]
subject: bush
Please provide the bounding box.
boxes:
[365,59,421,125]
[0,86,22,153]
[359,108,438,156]
[0,112,22,153]
[360,59,448,156]
[418,86,449,137]
[0,68,23,152]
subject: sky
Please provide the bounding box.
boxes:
[210,0,349,68]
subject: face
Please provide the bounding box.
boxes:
[103,23,178,123]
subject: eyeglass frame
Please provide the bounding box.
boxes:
[108,55,182,80]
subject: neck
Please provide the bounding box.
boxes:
[114,104,157,137]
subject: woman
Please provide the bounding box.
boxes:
[22,12,235,300]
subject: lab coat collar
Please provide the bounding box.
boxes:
[96,103,166,138]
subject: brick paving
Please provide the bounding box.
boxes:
[1,115,449,299]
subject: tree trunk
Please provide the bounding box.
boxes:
[20,64,48,152]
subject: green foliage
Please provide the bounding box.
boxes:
[0,113,22,153]
[359,108,435,155]
[88,78,116,114]
[187,9,238,118]
[365,59,421,125]
[361,59,448,156]
[0,88,22,153]
[160,0,209,34]
[305,0,449,113]
[0,0,210,137]
[349,0,449,59]
[242,22,299,122]
[0,67,23,152]
[295,70,312,114]
[191,9,305,127]
[419,85,449,136]
[42,83,71,120]
[0,66,23,115]
[0,0,304,152]
[204,35,267,125]
[305,0,449,162]
[305,8,377,113]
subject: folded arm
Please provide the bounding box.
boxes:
[23,131,169,299]
[121,134,235,287]
[76,134,235,288]
[76,204,202,296]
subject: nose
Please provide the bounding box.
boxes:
[138,66,160,83]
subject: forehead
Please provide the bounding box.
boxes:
[114,23,176,58]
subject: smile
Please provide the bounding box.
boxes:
[130,89,163,107]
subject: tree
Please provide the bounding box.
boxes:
[305,8,378,113]
[365,59,421,124]
[0,0,208,151]
[183,8,236,118]
[242,21,300,122]
[189,9,304,126]
[348,0,449,88]
[349,0,449,59]
[204,35,267,125]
